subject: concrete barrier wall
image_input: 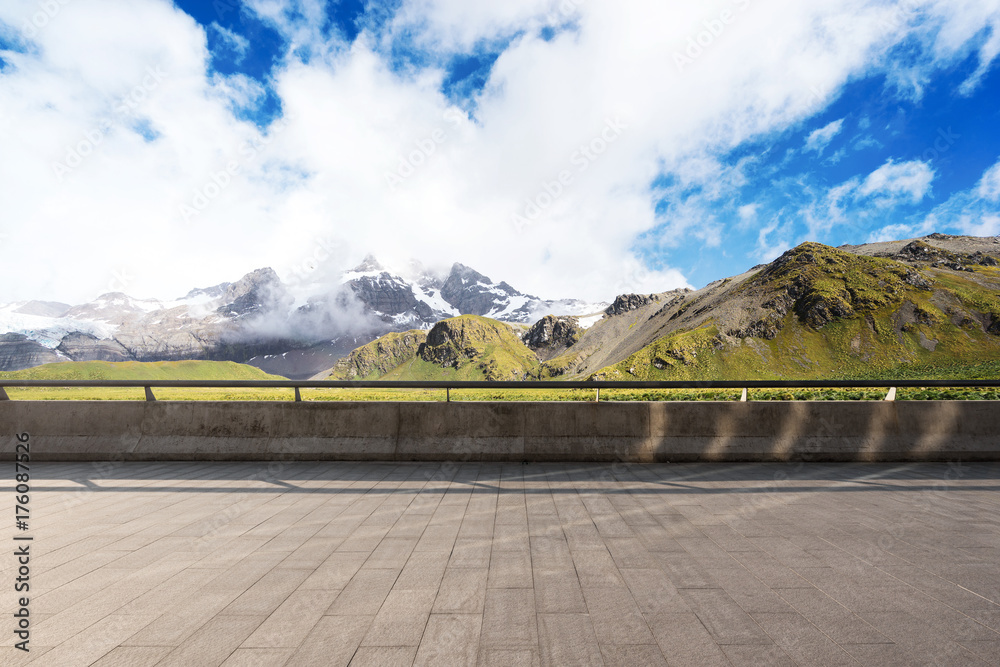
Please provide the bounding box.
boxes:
[1,400,998,462]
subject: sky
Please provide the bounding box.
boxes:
[1,0,999,305]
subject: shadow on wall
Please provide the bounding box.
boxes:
[1,400,998,464]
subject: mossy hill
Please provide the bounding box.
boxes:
[0,360,285,381]
[591,242,1000,381]
[330,315,542,381]
[326,237,1000,383]
[327,330,427,380]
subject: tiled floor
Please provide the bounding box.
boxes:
[2,461,999,666]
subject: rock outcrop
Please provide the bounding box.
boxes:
[328,330,427,379]
[56,332,132,362]
[417,315,539,380]
[522,315,582,360]
[440,264,531,317]
[217,268,291,318]
[347,273,435,322]
[0,333,65,371]
[605,294,657,316]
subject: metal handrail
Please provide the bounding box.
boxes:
[0,379,998,388]
[1,379,995,402]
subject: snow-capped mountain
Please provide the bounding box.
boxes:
[340,255,605,327]
[0,256,608,378]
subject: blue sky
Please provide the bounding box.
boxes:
[1,0,999,303]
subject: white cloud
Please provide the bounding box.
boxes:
[210,22,250,62]
[799,158,935,240]
[958,19,1000,95]
[867,157,1000,240]
[978,157,1000,201]
[858,159,935,204]
[389,0,565,51]
[754,219,791,262]
[1,0,1000,306]
[804,118,844,154]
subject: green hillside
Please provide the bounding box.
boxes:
[328,330,427,380]
[0,360,285,381]
[591,243,1000,381]
[331,315,541,381]
[318,240,1000,385]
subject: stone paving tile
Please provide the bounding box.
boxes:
[434,567,489,614]
[4,462,1000,665]
[221,647,297,666]
[362,589,436,647]
[751,611,859,665]
[620,567,690,615]
[241,588,338,648]
[325,568,399,616]
[31,613,158,667]
[679,588,773,645]
[582,585,656,645]
[85,645,172,666]
[840,642,921,666]
[721,644,797,666]
[157,614,264,667]
[394,552,449,591]
[348,646,417,666]
[859,611,990,666]
[480,588,538,649]
[599,644,669,666]
[775,585,891,645]
[646,612,732,666]
[285,615,372,666]
[478,648,540,666]
[537,613,603,667]
[223,567,312,616]
[413,614,481,666]
[604,536,659,569]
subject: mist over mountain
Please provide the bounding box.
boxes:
[0,255,607,379]
[6,233,998,382]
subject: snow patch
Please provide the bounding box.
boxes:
[577,314,605,329]
[416,286,459,317]
[0,303,119,348]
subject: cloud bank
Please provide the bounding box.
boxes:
[1,0,999,305]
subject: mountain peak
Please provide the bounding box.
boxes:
[218,268,289,318]
[352,254,384,273]
[448,263,490,285]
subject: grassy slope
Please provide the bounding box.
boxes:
[381,315,540,381]
[327,330,427,380]
[0,360,289,400]
[0,360,285,381]
[591,244,1000,381]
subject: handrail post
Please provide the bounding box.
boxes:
[595,387,600,402]
[884,387,896,401]
[144,386,156,402]
[294,387,302,402]
[740,388,748,402]
[446,387,450,403]
[0,386,9,401]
